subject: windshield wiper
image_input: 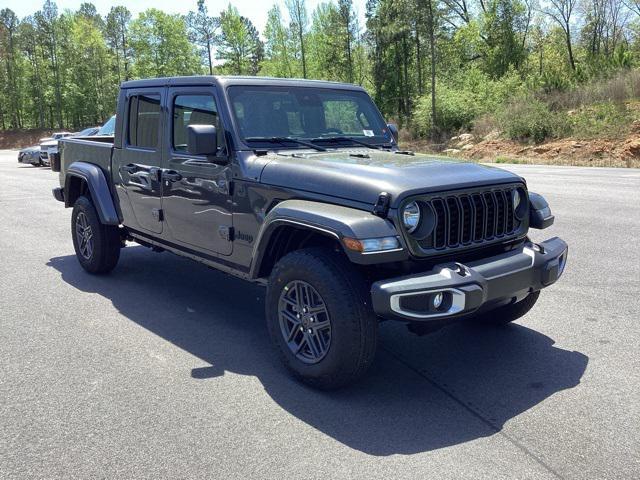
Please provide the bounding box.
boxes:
[309,136,388,150]
[244,136,326,152]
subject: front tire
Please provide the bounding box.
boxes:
[475,291,541,325]
[266,248,378,390]
[71,195,121,274]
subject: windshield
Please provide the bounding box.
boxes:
[76,127,98,137]
[228,86,392,148]
[97,115,116,136]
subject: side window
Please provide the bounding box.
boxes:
[172,94,221,153]
[127,94,161,149]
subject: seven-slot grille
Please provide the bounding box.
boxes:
[415,186,522,251]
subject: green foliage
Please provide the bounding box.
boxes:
[261,5,297,78]
[481,0,528,77]
[130,9,202,78]
[413,68,526,135]
[1,0,640,141]
[567,103,636,139]
[495,156,519,163]
[216,5,263,75]
[496,98,570,143]
[105,6,132,82]
[186,0,218,75]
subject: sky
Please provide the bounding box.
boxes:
[2,0,369,35]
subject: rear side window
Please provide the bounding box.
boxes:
[172,94,221,152]
[127,94,161,149]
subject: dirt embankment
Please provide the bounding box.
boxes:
[0,129,56,149]
[405,126,640,168]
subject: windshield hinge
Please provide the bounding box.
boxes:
[372,192,391,218]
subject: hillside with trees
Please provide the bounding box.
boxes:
[2,0,640,165]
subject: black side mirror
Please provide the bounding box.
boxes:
[387,123,399,143]
[187,124,218,156]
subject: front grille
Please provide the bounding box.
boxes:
[410,185,524,254]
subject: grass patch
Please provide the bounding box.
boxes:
[494,156,520,164]
[567,103,636,140]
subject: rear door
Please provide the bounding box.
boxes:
[113,88,164,233]
[160,87,233,255]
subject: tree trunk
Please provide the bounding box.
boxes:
[299,25,307,78]
[121,26,130,80]
[416,23,423,95]
[427,0,437,138]
[296,3,307,79]
[206,37,213,75]
[565,25,576,70]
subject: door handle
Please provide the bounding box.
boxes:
[163,170,182,182]
[121,163,138,174]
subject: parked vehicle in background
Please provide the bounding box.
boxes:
[39,132,73,165]
[17,146,43,166]
[54,76,567,389]
[95,115,116,136]
[76,127,100,137]
[43,127,100,170]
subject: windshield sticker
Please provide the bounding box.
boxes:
[363,129,374,137]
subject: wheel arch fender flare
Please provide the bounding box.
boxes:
[249,199,406,278]
[65,161,120,225]
[528,191,554,229]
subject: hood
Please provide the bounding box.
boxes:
[259,150,523,207]
[21,146,41,153]
[41,140,58,147]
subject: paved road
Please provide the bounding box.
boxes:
[1,150,639,479]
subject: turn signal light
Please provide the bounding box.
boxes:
[343,236,400,253]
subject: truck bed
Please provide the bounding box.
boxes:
[58,136,114,183]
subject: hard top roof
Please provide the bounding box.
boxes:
[121,75,366,92]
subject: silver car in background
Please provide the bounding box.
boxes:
[17,146,43,166]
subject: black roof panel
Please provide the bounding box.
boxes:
[121,75,365,92]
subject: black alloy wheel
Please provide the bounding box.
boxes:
[278,280,332,364]
[75,211,94,260]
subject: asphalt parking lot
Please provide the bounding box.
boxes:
[1,149,639,479]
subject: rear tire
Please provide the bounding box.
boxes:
[266,248,378,390]
[71,195,120,274]
[475,291,540,325]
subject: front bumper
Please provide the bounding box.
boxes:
[18,153,38,164]
[52,187,65,203]
[371,237,568,322]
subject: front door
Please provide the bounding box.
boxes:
[160,88,233,256]
[113,89,164,234]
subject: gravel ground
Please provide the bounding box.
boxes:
[1,150,639,479]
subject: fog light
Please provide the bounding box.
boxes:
[432,292,444,309]
[558,252,567,276]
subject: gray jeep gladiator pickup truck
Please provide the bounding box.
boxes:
[53,76,568,389]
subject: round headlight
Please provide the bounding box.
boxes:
[513,188,527,220]
[512,189,521,210]
[402,201,421,233]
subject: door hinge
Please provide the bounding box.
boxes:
[152,208,164,222]
[219,225,234,241]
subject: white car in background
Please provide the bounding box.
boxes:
[39,132,73,165]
